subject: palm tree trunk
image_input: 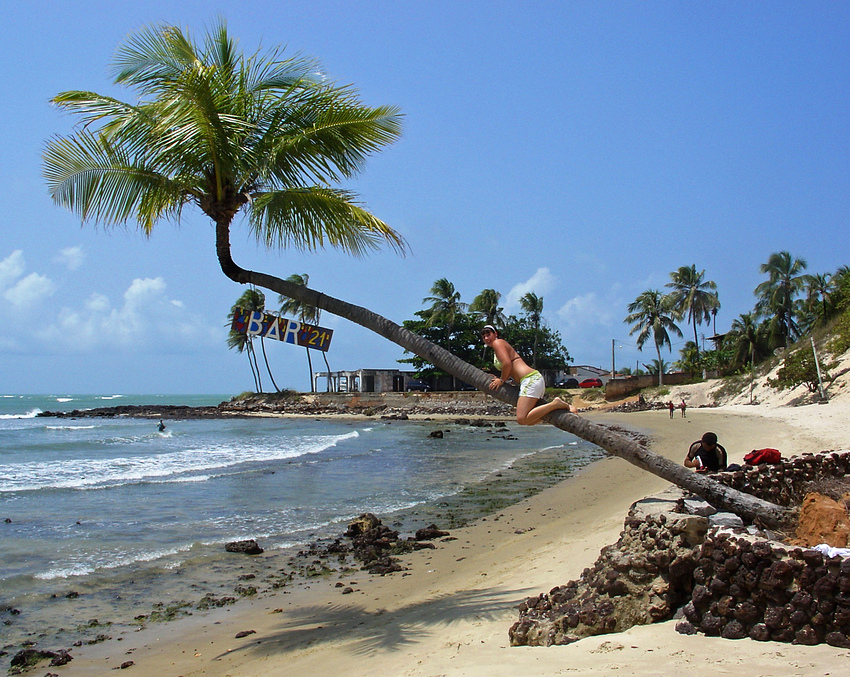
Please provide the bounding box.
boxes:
[215,221,789,527]
[321,351,332,392]
[246,346,260,392]
[655,343,663,387]
[247,340,263,393]
[305,347,315,393]
[261,338,281,392]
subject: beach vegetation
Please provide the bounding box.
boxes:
[147,600,193,623]
[625,290,682,386]
[44,20,797,527]
[826,309,850,357]
[766,345,831,394]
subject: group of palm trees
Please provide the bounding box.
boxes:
[626,254,849,385]
[227,274,329,392]
[413,278,561,371]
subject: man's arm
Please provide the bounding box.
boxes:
[684,442,700,468]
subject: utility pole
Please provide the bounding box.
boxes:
[811,337,829,402]
[611,339,615,378]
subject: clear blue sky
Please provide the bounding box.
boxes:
[2,1,848,394]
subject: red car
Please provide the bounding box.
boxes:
[579,378,603,388]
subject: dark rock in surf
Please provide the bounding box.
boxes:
[225,539,264,555]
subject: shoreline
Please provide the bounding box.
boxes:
[43,404,850,676]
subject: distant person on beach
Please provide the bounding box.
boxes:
[481,324,575,425]
[668,401,675,419]
[158,420,166,432]
[680,400,686,418]
[684,432,727,472]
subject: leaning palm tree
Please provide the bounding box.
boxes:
[43,21,788,527]
[279,273,325,392]
[755,251,807,349]
[665,264,719,366]
[519,292,544,367]
[625,290,682,386]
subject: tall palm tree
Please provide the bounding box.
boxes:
[801,272,834,330]
[279,273,326,392]
[755,251,807,349]
[625,290,682,386]
[519,292,544,367]
[727,312,766,371]
[422,278,467,341]
[665,264,719,365]
[227,288,263,392]
[43,21,788,527]
[469,288,506,329]
[228,287,281,392]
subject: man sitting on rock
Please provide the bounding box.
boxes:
[684,431,727,472]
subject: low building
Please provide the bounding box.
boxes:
[314,369,414,393]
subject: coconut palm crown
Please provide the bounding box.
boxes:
[43,20,406,261]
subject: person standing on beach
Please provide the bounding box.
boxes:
[481,325,575,425]
[668,401,675,418]
[680,400,687,418]
[684,432,727,472]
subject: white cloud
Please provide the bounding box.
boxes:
[3,272,57,307]
[53,246,85,271]
[557,292,615,329]
[36,277,221,352]
[0,250,26,288]
[504,267,557,310]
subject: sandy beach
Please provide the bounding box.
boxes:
[46,387,850,677]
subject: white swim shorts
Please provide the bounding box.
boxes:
[518,370,545,399]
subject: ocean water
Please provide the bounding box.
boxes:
[0,393,603,659]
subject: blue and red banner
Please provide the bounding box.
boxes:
[231,309,333,352]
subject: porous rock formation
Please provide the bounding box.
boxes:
[510,450,850,647]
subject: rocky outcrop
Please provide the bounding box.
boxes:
[510,450,850,648]
[680,529,850,646]
[509,489,707,646]
[708,451,850,507]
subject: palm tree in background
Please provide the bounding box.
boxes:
[519,291,544,367]
[755,251,807,349]
[727,312,766,371]
[801,272,834,330]
[665,264,719,366]
[279,273,329,392]
[227,288,279,392]
[625,290,682,386]
[469,288,506,329]
[422,278,467,341]
[42,20,789,527]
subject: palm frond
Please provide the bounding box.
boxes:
[249,187,406,255]
[43,131,187,231]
